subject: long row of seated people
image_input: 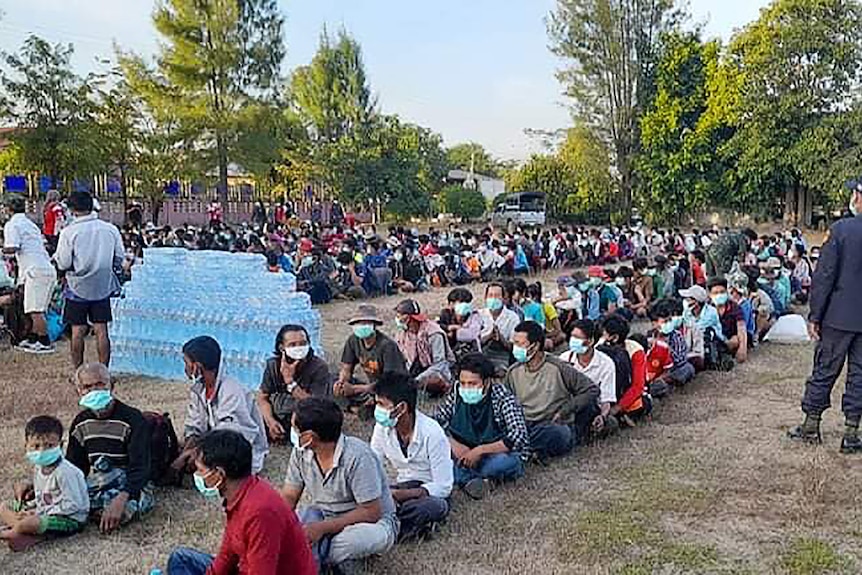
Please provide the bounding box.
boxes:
[0,254,797,572]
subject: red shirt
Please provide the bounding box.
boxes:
[209,476,316,575]
[646,339,672,382]
[692,261,706,286]
[43,201,64,236]
[619,342,646,413]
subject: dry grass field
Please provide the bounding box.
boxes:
[1,270,860,575]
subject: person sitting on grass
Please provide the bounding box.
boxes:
[440,287,483,359]
[479,282,520,374]
[370,373,453,541]
[630,258,654,318]
[599,315,649,425]
[282,398,398,571]
[167,430,316,575]
[67,363,153,534]
[257,324,332,443]
[707,277,748,364]
[172,336,269,479]
[560,319,619,437]
[647,299,695,394]
[334,304,408,413]
[393,299,455,397]
[434,353,530,500]
[0,416,89,552]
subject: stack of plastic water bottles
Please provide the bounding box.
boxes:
[110,248,322,389]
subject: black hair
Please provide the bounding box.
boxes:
[375,372,418,413]
[6,195,25,213]
[629,333,649,351]
[600,314,630,343]
[742,228,758,242]
[67,191,94,213]
[25,415,63,440]
[447,287,473,303]
[273,324,310,356]
[668,298,684,315]
[633,257,649,271]
[485,282,506,296]
[183,336,222,371]
[294,398,343,442]
[266,251,279,267]
[526,282,542,301]
[512,278,528,294]
[571,319,598,343]
[707,277,728,290]
[197,429,252,479]
[649,298,675,321]
[458,353,496,380]
[617,266,634,278]
[514,320,545,345]
[691,250,705,264]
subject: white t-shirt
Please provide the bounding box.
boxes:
[3,213,53,281]
[33,457,90,523]
[480,307,521,341]
[560,348,617,404]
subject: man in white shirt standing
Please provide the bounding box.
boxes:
[2,195,57,354]
[560,319,618,437]
[54,192,124,368]
[479,282,520,374]
[370,373,453,541]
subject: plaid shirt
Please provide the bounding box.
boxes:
[667,330,689,369]
[434,383,531,461]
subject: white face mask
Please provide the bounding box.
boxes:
[284,345,310,361]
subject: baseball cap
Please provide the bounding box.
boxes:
[395,299,427,322]
[679,285,709,303]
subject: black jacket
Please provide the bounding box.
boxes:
[810,215,862,332]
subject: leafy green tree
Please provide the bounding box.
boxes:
[441,184,487,220]
[446,142,499,177]
[0,35,98,190]
[719,0,862,222]
[637,32,728,224]
[548,0,681,218]
[121,0,286,198]
[93,76,143,210]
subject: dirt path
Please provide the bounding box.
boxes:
[1,276,860,574]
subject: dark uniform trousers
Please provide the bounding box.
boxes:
[802,325,862,419]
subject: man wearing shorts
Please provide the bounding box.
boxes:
[2,195,57,354]
[54,191,124,368]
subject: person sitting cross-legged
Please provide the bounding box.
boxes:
[166,430,316,575]
[282,398,398,572]
[393,299,455,397]
[505,321,600,459]
[370,373,453,541]
[67,363,154,533]
[0,416,89,552]
[434,353,530,500]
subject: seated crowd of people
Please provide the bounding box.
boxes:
[0,221,815,575]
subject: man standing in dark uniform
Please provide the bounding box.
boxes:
[789,181,862,453]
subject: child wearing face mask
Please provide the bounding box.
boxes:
[646,299,695,392]
[0,416,89,551]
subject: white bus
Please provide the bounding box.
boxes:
[490,192,546,228]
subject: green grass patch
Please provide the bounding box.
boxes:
[780,538,851,575]
[556,507,655,563]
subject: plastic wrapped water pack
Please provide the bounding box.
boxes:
[110,248,321,389]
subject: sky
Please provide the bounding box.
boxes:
[0,0,770,161]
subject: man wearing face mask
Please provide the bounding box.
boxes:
[788,180,862,452]
[560,319,619,435]
[173,336,268,478]
[66,363,154,534]
[480,282,520,373]
[370,373,453,541]
[283,398,398,570]
[707,277,748,364]
[506,321,599,459]
[434,353,529,500]
[334,305,408,409]
[393,299,454,396]
[167,430,316,575]
[257,325,332,443]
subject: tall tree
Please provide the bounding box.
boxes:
[446,142,499,177]
[121,0,286,198]
[548,0,680,218]
[0,35,98,190]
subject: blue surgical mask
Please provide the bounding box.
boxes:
[659,320,676,335]
[374,406,399,428]
[79,389,113,412]
[26,446,62,468]
[301,256,314,268]
[455,302,473,317]
[566,286,577,298]
[578,282,592,293]
[193,469,222,499]
[513,344,531,363]
[712,293,729,306]
[353,324,375,339]
[615,277,627,287]
[394,318,408,331]
[486,297,503,312]
[459,387,485,405]
[569,338,588,355]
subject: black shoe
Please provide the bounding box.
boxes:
[787,425,822,444]
[840,436,862,454]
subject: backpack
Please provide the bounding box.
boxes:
[143,412,180,486]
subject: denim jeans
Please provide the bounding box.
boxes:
[393,481,449,540]
[453,452,524,485]
[528,422,574,458]
[167,547,213,575]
